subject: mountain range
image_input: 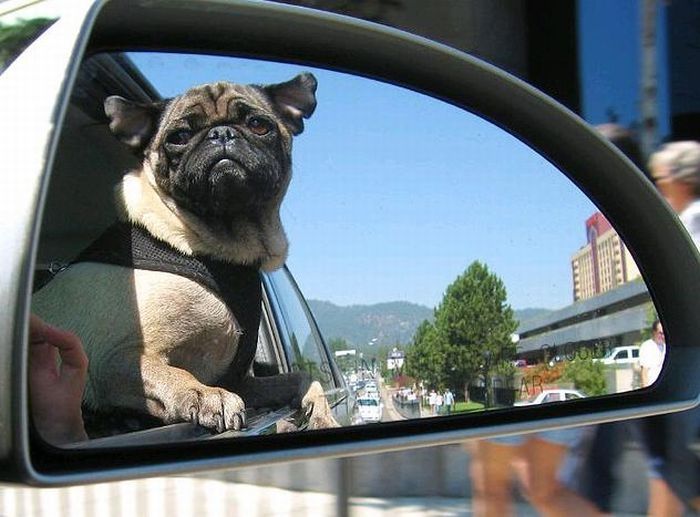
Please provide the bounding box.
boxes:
[307,299,551,352]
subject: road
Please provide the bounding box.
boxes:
[380,385,404,422]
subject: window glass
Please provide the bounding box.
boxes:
[266,268,336,390]
[252,307,283,376]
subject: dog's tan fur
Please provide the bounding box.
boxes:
[33,75,338,434]
[117,160,289,271]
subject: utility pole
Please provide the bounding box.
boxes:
[641,0,659,158]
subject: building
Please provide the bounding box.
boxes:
[571,212,641,301]
[516,280,652,364]
[387,348,405,371]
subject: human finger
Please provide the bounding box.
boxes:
[28,314,50,344]
[43,324,88,374]
[28,341,59,376]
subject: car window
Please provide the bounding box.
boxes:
[632,349,639,358]
[565,392,581,400]
[265,268,338,391]
[617,351,629,360]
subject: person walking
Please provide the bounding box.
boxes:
[650,141,700,246]
[444,388,455,414]
[428,389,437,416]
[639,319,666,388]
[633,140,700,517]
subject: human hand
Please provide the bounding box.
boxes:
[28,314,88,445]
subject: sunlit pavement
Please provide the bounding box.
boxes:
[380,386,405,422]
[1,479,646,516]
[352,496,534,516]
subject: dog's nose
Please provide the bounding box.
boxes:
[207,126,236,144]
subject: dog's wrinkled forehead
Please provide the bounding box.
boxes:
[105,73,316,153]
[163,82,278,131]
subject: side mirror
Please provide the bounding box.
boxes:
[1,0,699,485]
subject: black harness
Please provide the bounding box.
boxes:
[73,221,262,379]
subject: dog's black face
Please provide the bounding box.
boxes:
[104,73,317,228]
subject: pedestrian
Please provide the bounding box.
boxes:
[627,141,700,516]
[564,123,653,515]
[444,388,455,414]
[639,320,665,388]
[428,389,437,416]
[435,391,443,415]
[467,428,600,517]
[650,140,700,247]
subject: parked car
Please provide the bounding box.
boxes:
[597,345,641,366]
[356,397,384,423]
[514,389,587,407]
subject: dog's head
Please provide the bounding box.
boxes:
[104,73,317,232]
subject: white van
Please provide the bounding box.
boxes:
[599,345,640,366]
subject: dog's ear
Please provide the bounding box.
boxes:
[104,96,166,152]
[263,73,317,135]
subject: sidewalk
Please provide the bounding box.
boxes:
[1,479,644,516]
[0,479,549,517]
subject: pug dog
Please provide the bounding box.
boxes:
[32,73,338,434]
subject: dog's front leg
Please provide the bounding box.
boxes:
[301,381,340,430]
[137,355,246,432]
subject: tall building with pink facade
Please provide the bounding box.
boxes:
[571,212,641,301]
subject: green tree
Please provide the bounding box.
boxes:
[433,261,518,407]
[327,337,352,354]
[560,357,608,396]
[405,319,448,390]
[406,262,517,407]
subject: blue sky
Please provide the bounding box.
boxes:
[578,0,670,140]
[127,2,666,311]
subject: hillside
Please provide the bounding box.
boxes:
[307,300,551,351]
[307,300,433,350]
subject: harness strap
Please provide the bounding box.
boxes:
[73,222,262,379]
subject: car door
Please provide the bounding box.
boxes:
[263,267,353,426]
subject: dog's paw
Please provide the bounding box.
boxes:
[276,419,300,433]
[175,387,246,432]
[301,381,340,430]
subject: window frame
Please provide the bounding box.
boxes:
[262,267,344,391]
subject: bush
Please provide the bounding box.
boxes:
[560,357,607,396]
[521,362,565,386]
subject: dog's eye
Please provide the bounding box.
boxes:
[247,117,273,136]
[167,130,193,145]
